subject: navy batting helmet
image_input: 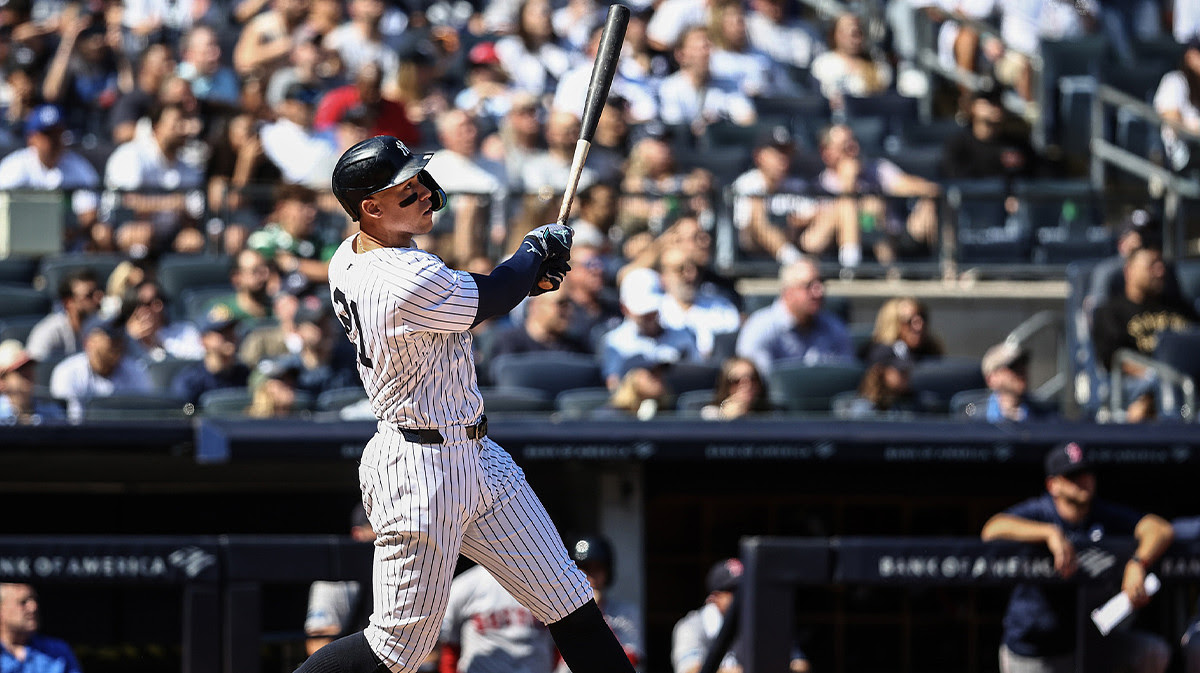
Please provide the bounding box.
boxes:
[569,535,615,585]
[331,135,446,221]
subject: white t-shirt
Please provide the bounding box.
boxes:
[104,135,204,192]
[658,72,756,126]
[0,147,100,215]
[645,0,707,49]
[810,52,894,100]
[745,12,824,69]
[553,63,659,123]
[49,352,154,422]
[998,0,1097,54]
[259,118,339,189]
[1153,70,1200,170]
[657,292,741,360]
[494,37,576,96]
[323,23,400,85]
[1176,0,1200,42]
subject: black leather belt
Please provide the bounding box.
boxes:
[399,416,487,444]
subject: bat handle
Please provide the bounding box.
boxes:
[556,138,592,228]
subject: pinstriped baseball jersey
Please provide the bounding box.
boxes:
[328,235,485,427]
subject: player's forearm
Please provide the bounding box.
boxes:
[469,246,543,326]
[980,514,1056,543]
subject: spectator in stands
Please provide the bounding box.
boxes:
[40,5,119,137]
[555,24,658,124]
[205,113,283,244]
[100,260,151,321]
[485,291,590,379]
[0,340,65,424]
[817,123,940,266]
[551,0,602,52]
[621,212,741,314]
[121,280,204,363]
[494,0,574,97]
[1152,39,1200,173]
[708,1,780,97]
[699,356,771,420]
[599,360,675,421]
[843,355,920,418]
[645,0,708,53]
[264,28,340,111]
[1,59,40,144]
[481,92,543,195]
[27,269,103,362]
[979,341,1053,422]
[865,296,944,366]
[323,0,398,85]
[424,109,508,263]
[313,61,420,146]
[50,316,153,421]
[657,246,741,361]
[736,258,853,376]
[109,43,175,144]
[562,245,622,349]
[569,182,621,253]
[659,25,757,133]
[981,442,1172,673]
[941,89,1035,181]
[103,101,206,256]
[672,558,744,673]
[745,0,824,72]
[260,83,338,190]
[246,356,304,417]
[305,504,374,655]
[732,124,852,267]
[600,268,701,389]
[454,42,517,133]
[522,108,598,203]
[239,290,301,367]
[210,248,275,321]
[810,12,892,108]
[291,298,359,397]
[388,40,451,127]
[439,563,557,673]
[0,104,101,251]
[246,184,338,284]
[1086,211,1185,314]
[586,98,633,187]
[1091,241,1199,422]
[233,0,317,77]
[0,583,81,673]
[170,306,250,406]
[985,0,1099,104]
[177,25,240,106]
[619,123,714,238]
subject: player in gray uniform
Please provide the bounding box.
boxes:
[440,565,556,673]
[296,135,635,673]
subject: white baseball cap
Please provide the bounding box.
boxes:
[0,339,34,375]
[620,268,663,316]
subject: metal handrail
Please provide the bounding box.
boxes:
[1110,347,1196,422]
[1004,309,1067,403]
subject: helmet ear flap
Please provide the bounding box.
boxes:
[418,170,447,212]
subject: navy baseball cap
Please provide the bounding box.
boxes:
[198,305,239,333]
[706,558,744,593]
[25,104,64,135]
[1045,441,1093,478]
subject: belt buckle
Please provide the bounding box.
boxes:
[470,416,488,440]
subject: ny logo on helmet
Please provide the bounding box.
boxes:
[396,139,409,153]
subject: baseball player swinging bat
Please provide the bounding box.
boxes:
[537,2,629,291]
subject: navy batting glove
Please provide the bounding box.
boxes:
[522,223,573,261]
[529,258,571,296]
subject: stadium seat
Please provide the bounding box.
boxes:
[0,315,42,343]
[0,285,51,319]
[752,94,830,129]
[675,389,714,414]
[84,394,191,421]
[710,331,739,364]
[1149,330,1200,420]
[909,357,987,413]
[0,257,38,285]
[674,145,752,185]
[479,386,552,413]
[949,388,991,419]
[157,254,233,303]
[555,387,613,418]
[490,352,603,398]
[1173,260,1200,310]
[316,386,369,412]
[145,357,197,395]
[767,362,865,412]
[886,144,944,181]
[844,116,887,155]
[199,388,252,416]
[36,354,65,389]
[36,254,125,299]
[662,362,720,394]
[843,94,918,138]
[949,178,1026,264]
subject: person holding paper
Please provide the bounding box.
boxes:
[981,442,1174,673]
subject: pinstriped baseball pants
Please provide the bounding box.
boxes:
[358,422,593,673]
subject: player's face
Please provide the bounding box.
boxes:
[366,175,435,240]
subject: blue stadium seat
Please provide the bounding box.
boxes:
[555,387,613,418]
[886,144,944,181]
[843,94,918,138]
[36,254,125,299]
[767,362,865,412]
[661,362,720,394]
[675,389,714,414]
[0,257,38,285]
[490,352,603,399]
[1173,260,1200,311]
[752,95,830,129]
[949,388,991,419]
[909,357,986,413]
[1152,330,1200,420]
[84,394,191,421]
[0,286,50,319]
[199,387,252,416]
[157,254,233,303]
[479,386,552,413]
[948,179,1026,263]
[0,314,42,343]
[145,357,197,395]
[316,386,369,412]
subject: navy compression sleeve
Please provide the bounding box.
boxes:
[469,246,543,326]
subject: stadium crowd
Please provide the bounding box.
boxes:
[0,0,1197,425]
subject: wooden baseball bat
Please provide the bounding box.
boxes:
[538,3,629,290]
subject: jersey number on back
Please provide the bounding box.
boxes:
[333,288,374,368]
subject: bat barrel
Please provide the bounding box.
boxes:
[578,3,630,142]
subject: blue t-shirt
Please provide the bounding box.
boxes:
[1000,493,1145,657]
[0,634,82,673]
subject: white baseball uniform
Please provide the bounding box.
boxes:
[441,565,556,673]
[327,235,593,673]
